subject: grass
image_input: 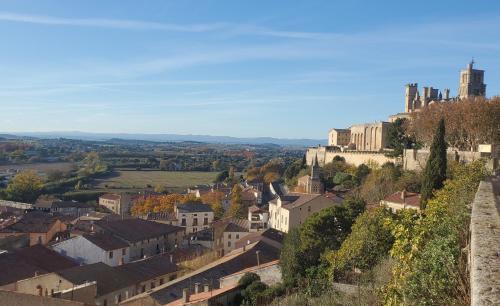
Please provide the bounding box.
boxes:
[91,170,218,190]
[0,162,74,173]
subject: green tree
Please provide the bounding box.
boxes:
[326,207,394,280]
[386,118,418,157]
[5,170,44,203]
[420,118,447,209]
[279,228,304,286]
[214,170,229,183]
[228,184,245,218]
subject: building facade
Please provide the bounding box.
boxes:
[268,193,342,233]
[328,128,351,147]
[349,121,391,152]
[459,60,486,99]
[297,155,324,194]
[99,193,133,216]
[174,202,214,234]
[51,233,131,266]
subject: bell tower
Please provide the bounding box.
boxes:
[459,60,486,99]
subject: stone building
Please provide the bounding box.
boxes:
[268,193,342,233]
[174,202,214,234]
[297,154,324,194]
[99,193,133,217]
[349,121,391,151]
[328,128,351,147]
[459,60,486,99]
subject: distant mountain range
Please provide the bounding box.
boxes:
[0,131,326,147]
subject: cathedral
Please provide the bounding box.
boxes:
[404,61,486,113]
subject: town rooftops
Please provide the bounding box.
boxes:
[0,211,62,233]
[144,212,177,222]
[0,290,93,306]
[56,262,136,297]
[269,193,341,210]
[166,284,239,306]
[382,191,420,208]
[175,202,213,213]
[121,239,280,305]
[213,218,249,235]
[99,193,122,201]
[235,228,284,249]
[95,218,184,243]
[52,201,93,209]
[116,254,179,284]
[0,245,78,286]
[82,232,129,251]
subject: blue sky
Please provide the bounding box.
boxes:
[1,0,499,139]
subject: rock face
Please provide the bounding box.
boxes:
[470,177,500,306]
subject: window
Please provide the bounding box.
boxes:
[228,234,231,239]
[122,248,126,256]
[151,281,155,289]
[192,227,197,233]
[103,299,107,306]
[203,217,208,225]
[228,241,231,247]
[181,219,186,226]
[159,278,164,285]
[109,251,113,259]
[142,285,146,293]
[236,234,239,239]
[116,294,121,303]
[193,218,198,226]
[308,206,311,212]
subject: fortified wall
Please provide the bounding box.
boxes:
[470,177,500,306]
[306,146,489,171]
[306,146,396,168]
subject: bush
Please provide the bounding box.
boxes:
[238,272,261,288]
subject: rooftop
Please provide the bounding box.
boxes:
[0,211,62,233]
[95,218,184,243]
[57,262,136,297]
[82,232,129,251]
[116,254,179,284]
[0,245,78,286]
[176,202,213,213]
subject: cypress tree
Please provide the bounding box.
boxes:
[420,118,447,209]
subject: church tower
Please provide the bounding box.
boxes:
[308,154,323,194]
[458,60,486,99]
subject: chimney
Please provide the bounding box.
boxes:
[182,288,189,303]
[194,283,200,294]
[34,271,40,277]
[169,254,174,263]
[204,284,210,292]
[401,190,406,200]
[256,250,261,267]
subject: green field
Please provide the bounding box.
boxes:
[92,170,218,190]
[0,162,74,173]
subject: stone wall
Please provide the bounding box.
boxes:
[306,147,396,168]
[307,146,487,171]
[470,177,500,306]
[402,148,483,171]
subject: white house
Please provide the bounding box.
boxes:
[52,232,130,266]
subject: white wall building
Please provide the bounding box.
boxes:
[52,233,130,266]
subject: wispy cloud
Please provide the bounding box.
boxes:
[0,11,227,32]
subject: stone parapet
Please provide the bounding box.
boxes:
[470,177,500,306]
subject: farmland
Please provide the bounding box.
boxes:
[91,170,218,191]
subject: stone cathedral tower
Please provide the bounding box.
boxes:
[458,60,486,99]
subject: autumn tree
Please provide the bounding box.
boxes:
[5,170,44,203]
[131,193,187,215]
[227,184,245,218]
[408,97,500,151]
[420,118,447,209]
[201,190,225,219]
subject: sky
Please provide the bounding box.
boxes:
[1,0,499,139]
